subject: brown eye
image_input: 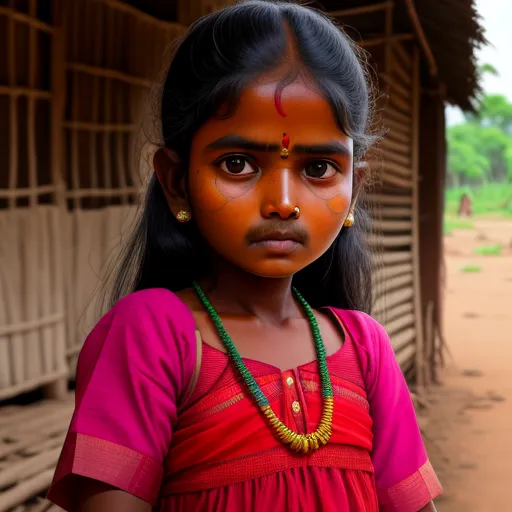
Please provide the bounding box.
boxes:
[303,160,337,179]
[220,156,257,175]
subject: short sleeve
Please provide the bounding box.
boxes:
[365,319,442,511]
[47,289,197,510]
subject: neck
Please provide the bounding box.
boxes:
[200,259,301,325]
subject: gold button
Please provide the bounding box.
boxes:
[286,376,294,387]
[292,401,301,414]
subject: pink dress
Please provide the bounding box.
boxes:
[47,289,442,511]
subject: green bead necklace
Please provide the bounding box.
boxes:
[192,281,334,454]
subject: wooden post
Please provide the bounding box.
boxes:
[418,90,446,384]
[411,45,425,391]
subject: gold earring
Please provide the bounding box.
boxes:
[176,209,191,223]
[344,211,355,227]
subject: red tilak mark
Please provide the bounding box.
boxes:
[282,133,290,149]
[274,88,287,117]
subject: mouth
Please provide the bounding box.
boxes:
[248,231,304,252]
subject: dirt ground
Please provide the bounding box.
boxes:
[423,219,512,511]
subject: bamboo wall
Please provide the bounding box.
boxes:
[369,41,423,381]
[0,1,68,400]
[0,0,434,400]
[0,0,187,398]
[61,0,186,369]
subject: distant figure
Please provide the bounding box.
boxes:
[458,193,472,217]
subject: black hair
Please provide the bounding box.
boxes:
[103,0,377,313]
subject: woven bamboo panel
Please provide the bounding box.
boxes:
[367,39,418,374]
[0,2,68,400]
[64,205,138,373]
[0,208,67,401]
[60,1,186,373]
[0,395,73,512]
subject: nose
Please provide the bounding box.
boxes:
[260,168,299,220]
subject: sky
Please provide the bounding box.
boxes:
[445,0,512,126]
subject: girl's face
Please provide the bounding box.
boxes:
[187,77,354,278]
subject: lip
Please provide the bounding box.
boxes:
[250,239,302,252]
[249,231,304,252]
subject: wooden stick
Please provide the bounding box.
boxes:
[373,250,413,266]
[374,273,414,298]
[116,92,129,205]
[402,0,438,76]
[384,2,394,75]
[329,1,393,18]
[359,33,413,48]
[392,52,412,86]
[0,185,58,199]
[367,193,413,205]
[392,40,412,70]
[64,186,139,199]
[28,0,38,208]
[385,104,411,124]
[381,136,410,154]
[382,301,414,323]
[50,0,66,210]
[411,45,425,390]
[372,219,413,231]
[380,72,411,100]
[90,0,104,208]
[0,86,52,98]
[0,6,54,33]
[378,205,413,217]
[103,5,115,195]
[367,234,413,247]
[67,62,152,88]
[63,122,137,132]
[373,262,414,282]
[380,147,410,167]
[0,312,64,336]
[7,9,17,210]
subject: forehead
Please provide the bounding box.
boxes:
[195,77,348,144]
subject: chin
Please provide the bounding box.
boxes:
[242,260,308,279]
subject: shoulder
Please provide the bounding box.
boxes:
[106,288,194,327]
[79,288,197,383]
[331,309,388,349]
[329,308,392,385]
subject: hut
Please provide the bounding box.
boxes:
[0,0,484,506]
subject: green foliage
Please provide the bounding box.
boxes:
[445,183,512,217]
[474,244,503,256]
[448,88,512,186]
[460,265,482,273]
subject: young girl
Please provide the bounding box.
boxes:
[47,1,442,510]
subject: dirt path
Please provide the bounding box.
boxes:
[424,219,512,511]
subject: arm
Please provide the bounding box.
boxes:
[46,290,197,511]
[77,479,151,512]
[362,317,443,511]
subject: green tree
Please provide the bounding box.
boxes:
[447,128,489,186]
[478,94,512,134]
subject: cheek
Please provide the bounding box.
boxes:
[188,167,260,213]
[327,195,350,214]
[302,173,353,214]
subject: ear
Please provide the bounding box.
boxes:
[153,148,189,218]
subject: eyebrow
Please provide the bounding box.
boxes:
[206,134,351,157]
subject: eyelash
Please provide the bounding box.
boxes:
[214,153,342,176]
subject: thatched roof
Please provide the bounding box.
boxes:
[126,0,486,111]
